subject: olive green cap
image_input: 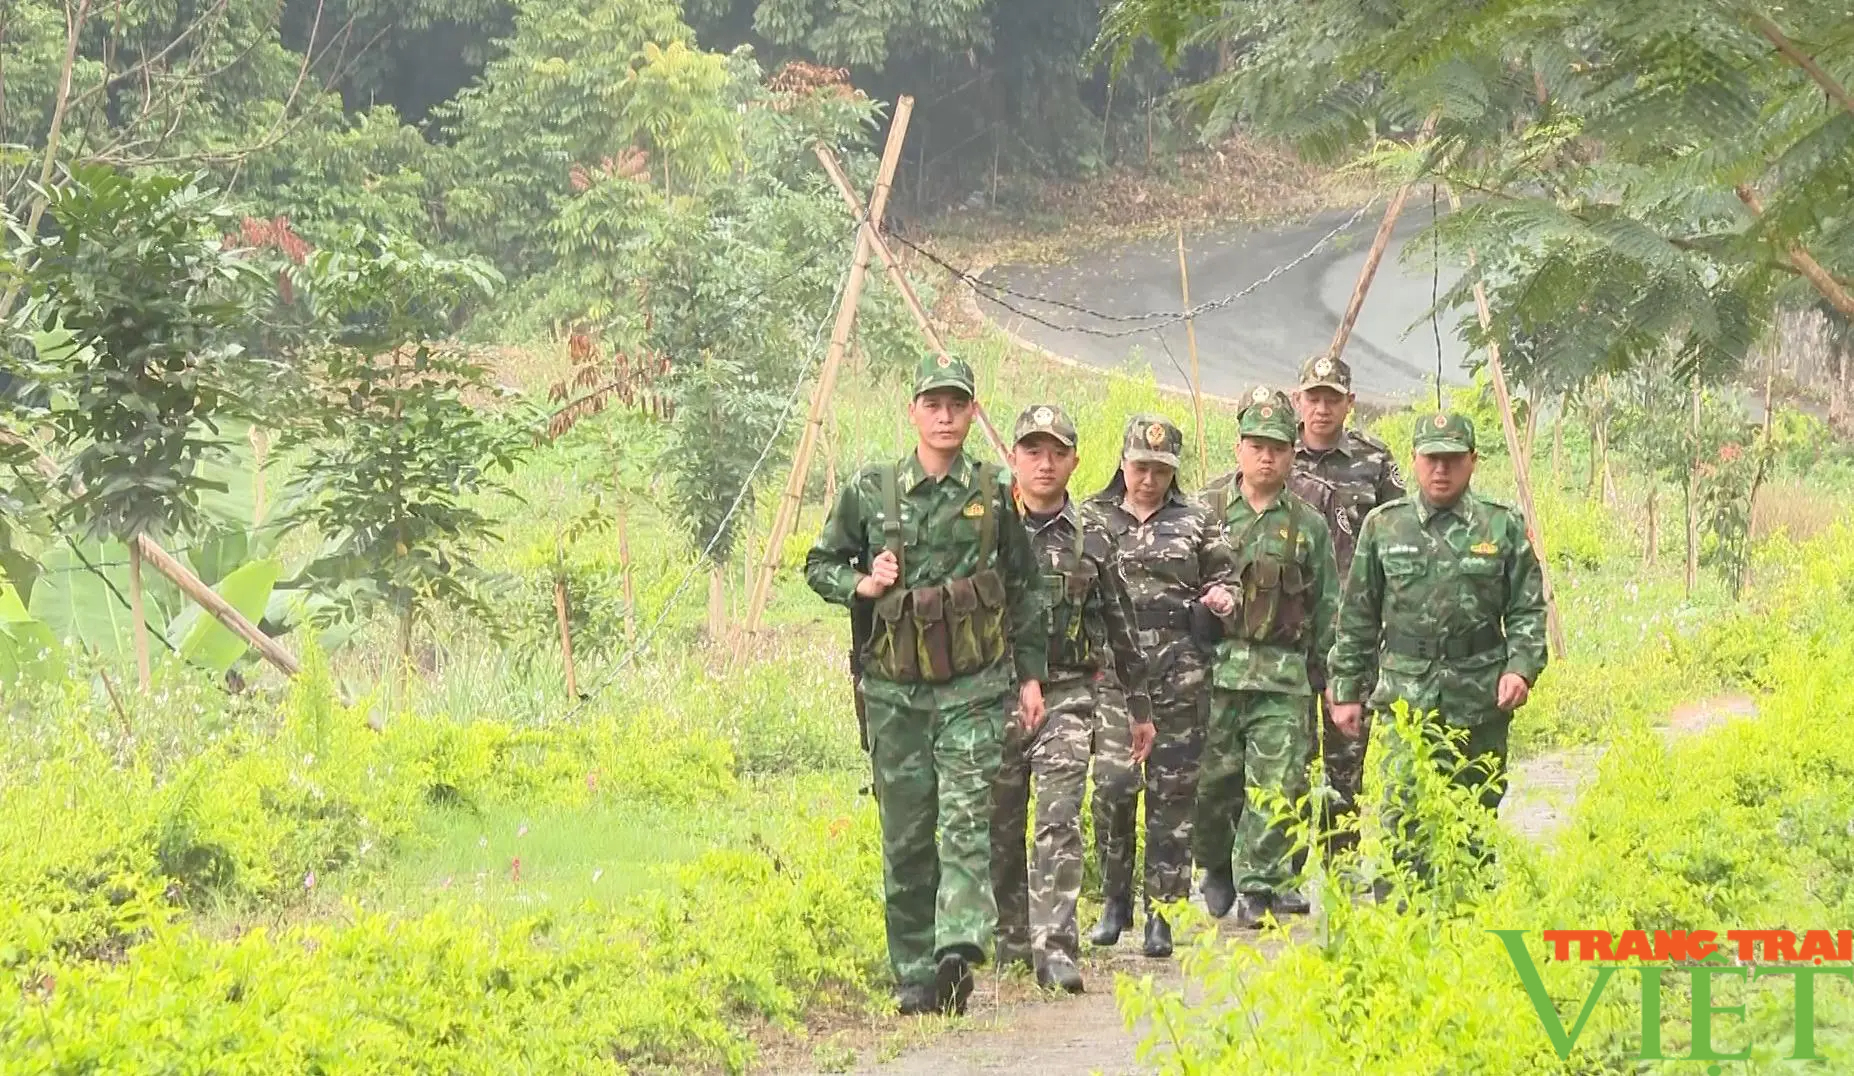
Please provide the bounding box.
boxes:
[1298,354,1353,393]
[1412,411,1477,455]
[1120,413,1183,468]
[1238,397,1297,444]
[913,352,976,397]
[1012,403,1078,448]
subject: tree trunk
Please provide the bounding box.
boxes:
[128,538,151,691]
[1551,394,1566,488]
[707,565,727,643]
[1644,485,1658,567]
[1102,81,1115,169]
[1522,395,1541,477]
[1685,378,1701,597]
[250,426,269,525]
[554,576,577,699]
[397,599,416,695]
[614,486,637,646]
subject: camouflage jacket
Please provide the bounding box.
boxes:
[1203,484,1340,696]
[1022,497,1154,723]
[806,450,1049,707]
[1081,485,1234,706]
[1328,490,1549,728]
[1202,468,1342,572]
[1296,428,1405,577]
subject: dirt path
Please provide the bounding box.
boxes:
[766,695,1759,1076]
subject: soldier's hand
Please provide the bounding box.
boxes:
[1129,719,1155,764]
[1018,680,1047,733]
[1496,673,1531,712]
[1331,702,1365,739]
[1201,583,1235,617]
[855,550,901,598]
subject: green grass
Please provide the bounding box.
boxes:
[353,800,724,920]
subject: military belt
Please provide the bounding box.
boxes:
[1381,624,1505,662]
[1135,607,1193,632]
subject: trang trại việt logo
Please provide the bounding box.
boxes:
[1494,929,1854,1063]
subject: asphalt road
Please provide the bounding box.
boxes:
[981,208,1476,407]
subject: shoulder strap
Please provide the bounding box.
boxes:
[880,464,904,578]
[1209,485,1229,522]
[976,462,1000,568]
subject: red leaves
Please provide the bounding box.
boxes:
[546,330,675,439]
[227,215,312,264]
[567,147,652,192]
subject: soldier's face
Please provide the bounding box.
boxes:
[1414,450,1475,505]
[1297,387,1352,440]
[1011,435,1077,501]
[910,390,975,451]
[1122,460,1175,508]
[1238,436,1292,491]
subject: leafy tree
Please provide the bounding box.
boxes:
[1101,0,1854,386]
[276,235,536,660]
[2,166,271,546]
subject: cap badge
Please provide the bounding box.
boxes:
[1434,414,1449,428]
[1144,423,1167,447]
[1315,358,1334,377]
[1033,406,1054,426]
[1251,387,1270,404]
[1259,405,1274,418]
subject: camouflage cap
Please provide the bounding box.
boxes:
[1412,411,1477,455]
[1120,413,1183,468]
[913,351,976,398]
[1298,353,1353,393]
[1012,403,1078,448]
[1238,397,1297,444]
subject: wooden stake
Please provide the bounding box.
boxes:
[127,538,151,691]
[1177,224,1208,479]
[1686,376,1701,597]
[813,145,1011,462]
[554,575,577,699]
[735,99,913,649]
[132,535,300,677]
[1521,394,1540,475]
[707,566,727,642]
[1450,189,1569,658]
[1327,114,1439,363]
[615,491,637,645]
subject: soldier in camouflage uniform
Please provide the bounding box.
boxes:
[1194,396,1341,927]
[1328,412,1549,877]
[1293,355,1405,859]
[805,354,1049,1017]
[1083,416,1235,958]
[991,404,1155,994]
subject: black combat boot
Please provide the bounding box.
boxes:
[1233,892,1270,930]
[933,951,975,1016]
[897,982,936,1016]
[1036,952,1085,995]
[1142,912,1173,958]
[1201,867,1237,919]
[1089,896,1133,947]
[1273,889,1311,915]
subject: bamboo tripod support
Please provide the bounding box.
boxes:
[812,147,1011,463]
[1327,114,1439,363]
[735,97,915,645]
[1177,225,1208,478]
[1448,189,1570,659]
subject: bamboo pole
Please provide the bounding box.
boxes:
[1327,114,1439,363]
[813,145,1011,463]
[734,99,914,647]
[1736,184,1854,319]
[128,539,151,690]
[554,575,577,699]
[1449,189,1569,658]
[1177,224,1208,479]
[133,535,300,677]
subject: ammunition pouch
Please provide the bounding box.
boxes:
[1046,557,1100,671]
[865,568,1009,684]
[1188,600,1224,653]
[1234,554,1311,647]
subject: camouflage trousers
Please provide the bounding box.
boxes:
[1089,680,1142,904]
[1099,642,1206,908]
[1197,689,1313,896]
[866,688,1007,988]
[990,679,1094,965]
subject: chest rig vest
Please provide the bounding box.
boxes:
[865,462,1010,683]
[1042,521,1098,671]
[1209,487,1314,648]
